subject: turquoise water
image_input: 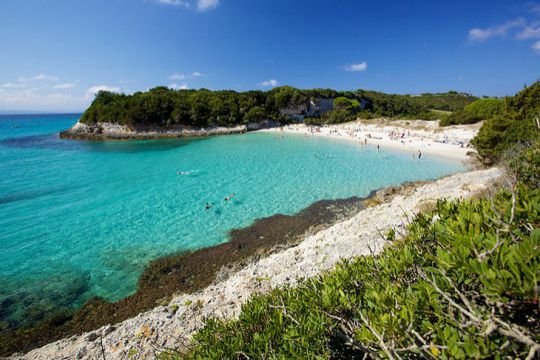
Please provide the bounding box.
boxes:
[0,114,465,329]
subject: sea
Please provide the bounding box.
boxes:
[0,113,465,330]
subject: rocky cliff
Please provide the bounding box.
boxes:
[279,98,334,121]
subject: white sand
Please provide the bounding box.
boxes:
[260,120,482,161]
[14,167,502,360]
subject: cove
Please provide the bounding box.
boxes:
[0,114,465,334]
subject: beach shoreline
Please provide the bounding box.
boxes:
[59,118,480,165]
[259,119,481,161]
[9,166,502,360]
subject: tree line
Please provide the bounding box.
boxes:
[80,86,477,128]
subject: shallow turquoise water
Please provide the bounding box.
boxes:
[0,114,465,328]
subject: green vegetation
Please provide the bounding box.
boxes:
[411,91,479,112]
[473,82,540,161]
[505,142,540,189]
[172,181,538,358]
[333,96,360,110]
[80,86,476,128]
[304,91,476,125]
[440,98,504,126]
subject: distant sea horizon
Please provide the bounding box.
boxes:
[0,111,83,116]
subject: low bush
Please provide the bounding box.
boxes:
[473,82,540,161]
[504,140,540,189]
[440,98,504,126]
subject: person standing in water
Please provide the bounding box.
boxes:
[418,150,422,159]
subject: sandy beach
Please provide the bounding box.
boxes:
[260,119,481,161]
[13,166,502,360]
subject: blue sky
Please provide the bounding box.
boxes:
[0,0,539,112]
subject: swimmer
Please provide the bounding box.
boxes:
[224,193,236,201]
[205,202,213,210]
[177,170,197,175]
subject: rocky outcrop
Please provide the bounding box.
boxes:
[279,97,334,121]
[60,122,249,140]
[246,120,280,131]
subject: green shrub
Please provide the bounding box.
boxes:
[310,108,359,124]
[465,98,504,118]
[440,109,483,126]
[440,98,504,126]
[333,97,360,110]
[472,82,540,161]
[173,187,540,359]
[504,140,540,189]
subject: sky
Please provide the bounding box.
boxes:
[0,0,539,112]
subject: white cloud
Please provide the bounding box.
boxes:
[153,0,218,11]
[0,87,88,111]
[345,61,368,72]
[34,73,59,81]
[259,79,279,87]
[87,85,121,95]
[467,12,540,54]
[170,72,205,80]
[154,0,190,8]
[1,82,26,89]
[18,73,60,82]
[168,83,189,90]
[517,26,540,39]
[53,83,76,89]
[197,0,219,11]
[468,18,526,42]
[170,73,186,80]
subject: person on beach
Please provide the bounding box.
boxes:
[224,193,236,201]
